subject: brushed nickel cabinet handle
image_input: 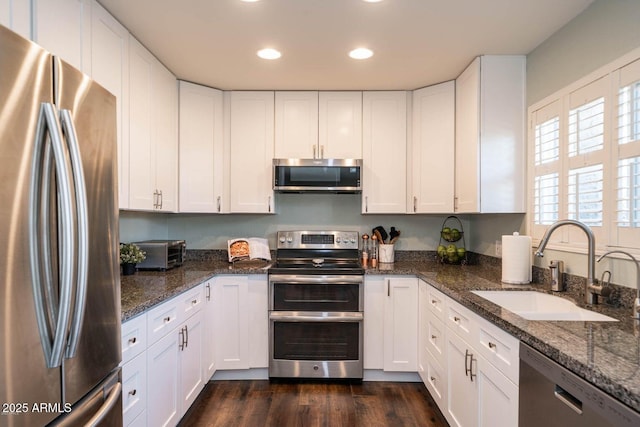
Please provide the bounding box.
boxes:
[128,389,137,396]
[128,337,137,344]
[488,342,497,349]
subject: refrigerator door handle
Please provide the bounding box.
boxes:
[85,381,121,427]
[29,102,76,368]
[60,109,89,359]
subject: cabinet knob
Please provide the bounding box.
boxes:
[128,389,137,396]
[453,316,460,322]
[163,316,171,323]
[128,337,137,344]
[431,334,437,340]
[488,342,497,349]
[192,299,198,305]
[430,376,436,382]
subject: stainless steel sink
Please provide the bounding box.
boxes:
[471,291,618,322]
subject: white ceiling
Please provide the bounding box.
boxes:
[98,0,595,91]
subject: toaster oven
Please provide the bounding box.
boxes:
[133,240,186,270]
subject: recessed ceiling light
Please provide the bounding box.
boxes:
[257,48,282,60]
[349,48,373,60]
[362,0,384,3]
[240,0,261,2]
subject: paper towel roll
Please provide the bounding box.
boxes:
[501,232,532,284]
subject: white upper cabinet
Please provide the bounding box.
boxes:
[318,91,363,159]
[229,91,275,213]
[362,91,408,214]
[274,91,319,158]
[0,0,30,39]
[91,1,129,209]
[32,0,92,74]
[411,81,455,213]
[454,55,526,213]
[179,81,225,213]
[128,36,178,212]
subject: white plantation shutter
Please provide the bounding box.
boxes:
[615,59,640,247]
[531,101,562,240]
[529,53,640,252]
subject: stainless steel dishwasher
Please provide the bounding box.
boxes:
[519,343,639,427]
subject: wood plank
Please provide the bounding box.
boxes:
[180,380,448,427]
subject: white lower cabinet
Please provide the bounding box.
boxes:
[213,275,268,370]
[418,279,519,427]
[122,283,207,427]
[364,276,418,372]
[202,279,216,381]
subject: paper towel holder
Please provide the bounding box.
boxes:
[549,260,564,292]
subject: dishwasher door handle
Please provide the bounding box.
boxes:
[554,385,583,415]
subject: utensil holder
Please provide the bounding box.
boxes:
[379,244,395,263]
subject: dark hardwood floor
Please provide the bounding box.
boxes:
[179,380,449,427]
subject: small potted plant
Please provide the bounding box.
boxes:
[120,243,146,275]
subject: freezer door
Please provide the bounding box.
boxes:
[49,368,123,427]
[54,57,121,406]
[0,25,62,427]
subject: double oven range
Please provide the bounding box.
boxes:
[268,230,364,379]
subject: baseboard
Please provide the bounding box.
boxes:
[363,370,421,382]
[211,368,269,380]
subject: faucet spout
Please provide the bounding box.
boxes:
[597,250,640,320]
[535,219,597,304]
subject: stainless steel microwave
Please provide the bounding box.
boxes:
[273,158,362,193]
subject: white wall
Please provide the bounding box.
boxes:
[527,0,640,105]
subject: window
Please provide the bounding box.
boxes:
[529,56,640,252]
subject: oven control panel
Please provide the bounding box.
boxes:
[276,230,359,249]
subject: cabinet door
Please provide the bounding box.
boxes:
[91,2,129,209]
[179,81,225,213]
[363,276,385,370]
[411,81,455,213]
[213,275,249,369]
[383,277,418,372]
[127,36,155,211]
[33,0,92,74]
[476,353,519,427]
[179,310,204,416]
[362,91,407,214]
[152,60,178,212]
[229,91,275,213]
[0,0,30,39]
[455,57,481,213]
[445,330,478,427]
[147,329,180,427]
[248,275,269,368]
[274,91,318,158]
[318,91,362,159]
[202,280,216,380]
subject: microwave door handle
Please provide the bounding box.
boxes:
[60,109,89,359]
[29,103,75,368]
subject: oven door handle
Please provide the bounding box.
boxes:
[268,275,364,285]
[269,311,363,322]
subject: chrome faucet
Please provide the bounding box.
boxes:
[534,219,604,305]
[597,250,640,320]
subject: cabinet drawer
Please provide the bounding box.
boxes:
[426,285,446,322]
[147,298,180,345]
[476,316,519,384]
[423,350,446,406]
[121,313,147,364]
[122,352,147,426]
[445,298,477,340]
[180,284,204,322]
[425,316,445,366]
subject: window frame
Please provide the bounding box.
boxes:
[527,47,640,256]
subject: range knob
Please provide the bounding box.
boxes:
[336,237,341,243]
[286,236,293,243]
[279,236,286,243]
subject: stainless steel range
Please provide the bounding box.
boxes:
[268,230,364,379]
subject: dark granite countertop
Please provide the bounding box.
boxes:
[119,256,640,413]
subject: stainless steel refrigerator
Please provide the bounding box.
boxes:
[0,25,122,426]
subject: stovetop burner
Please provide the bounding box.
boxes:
[270,230,363,275]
